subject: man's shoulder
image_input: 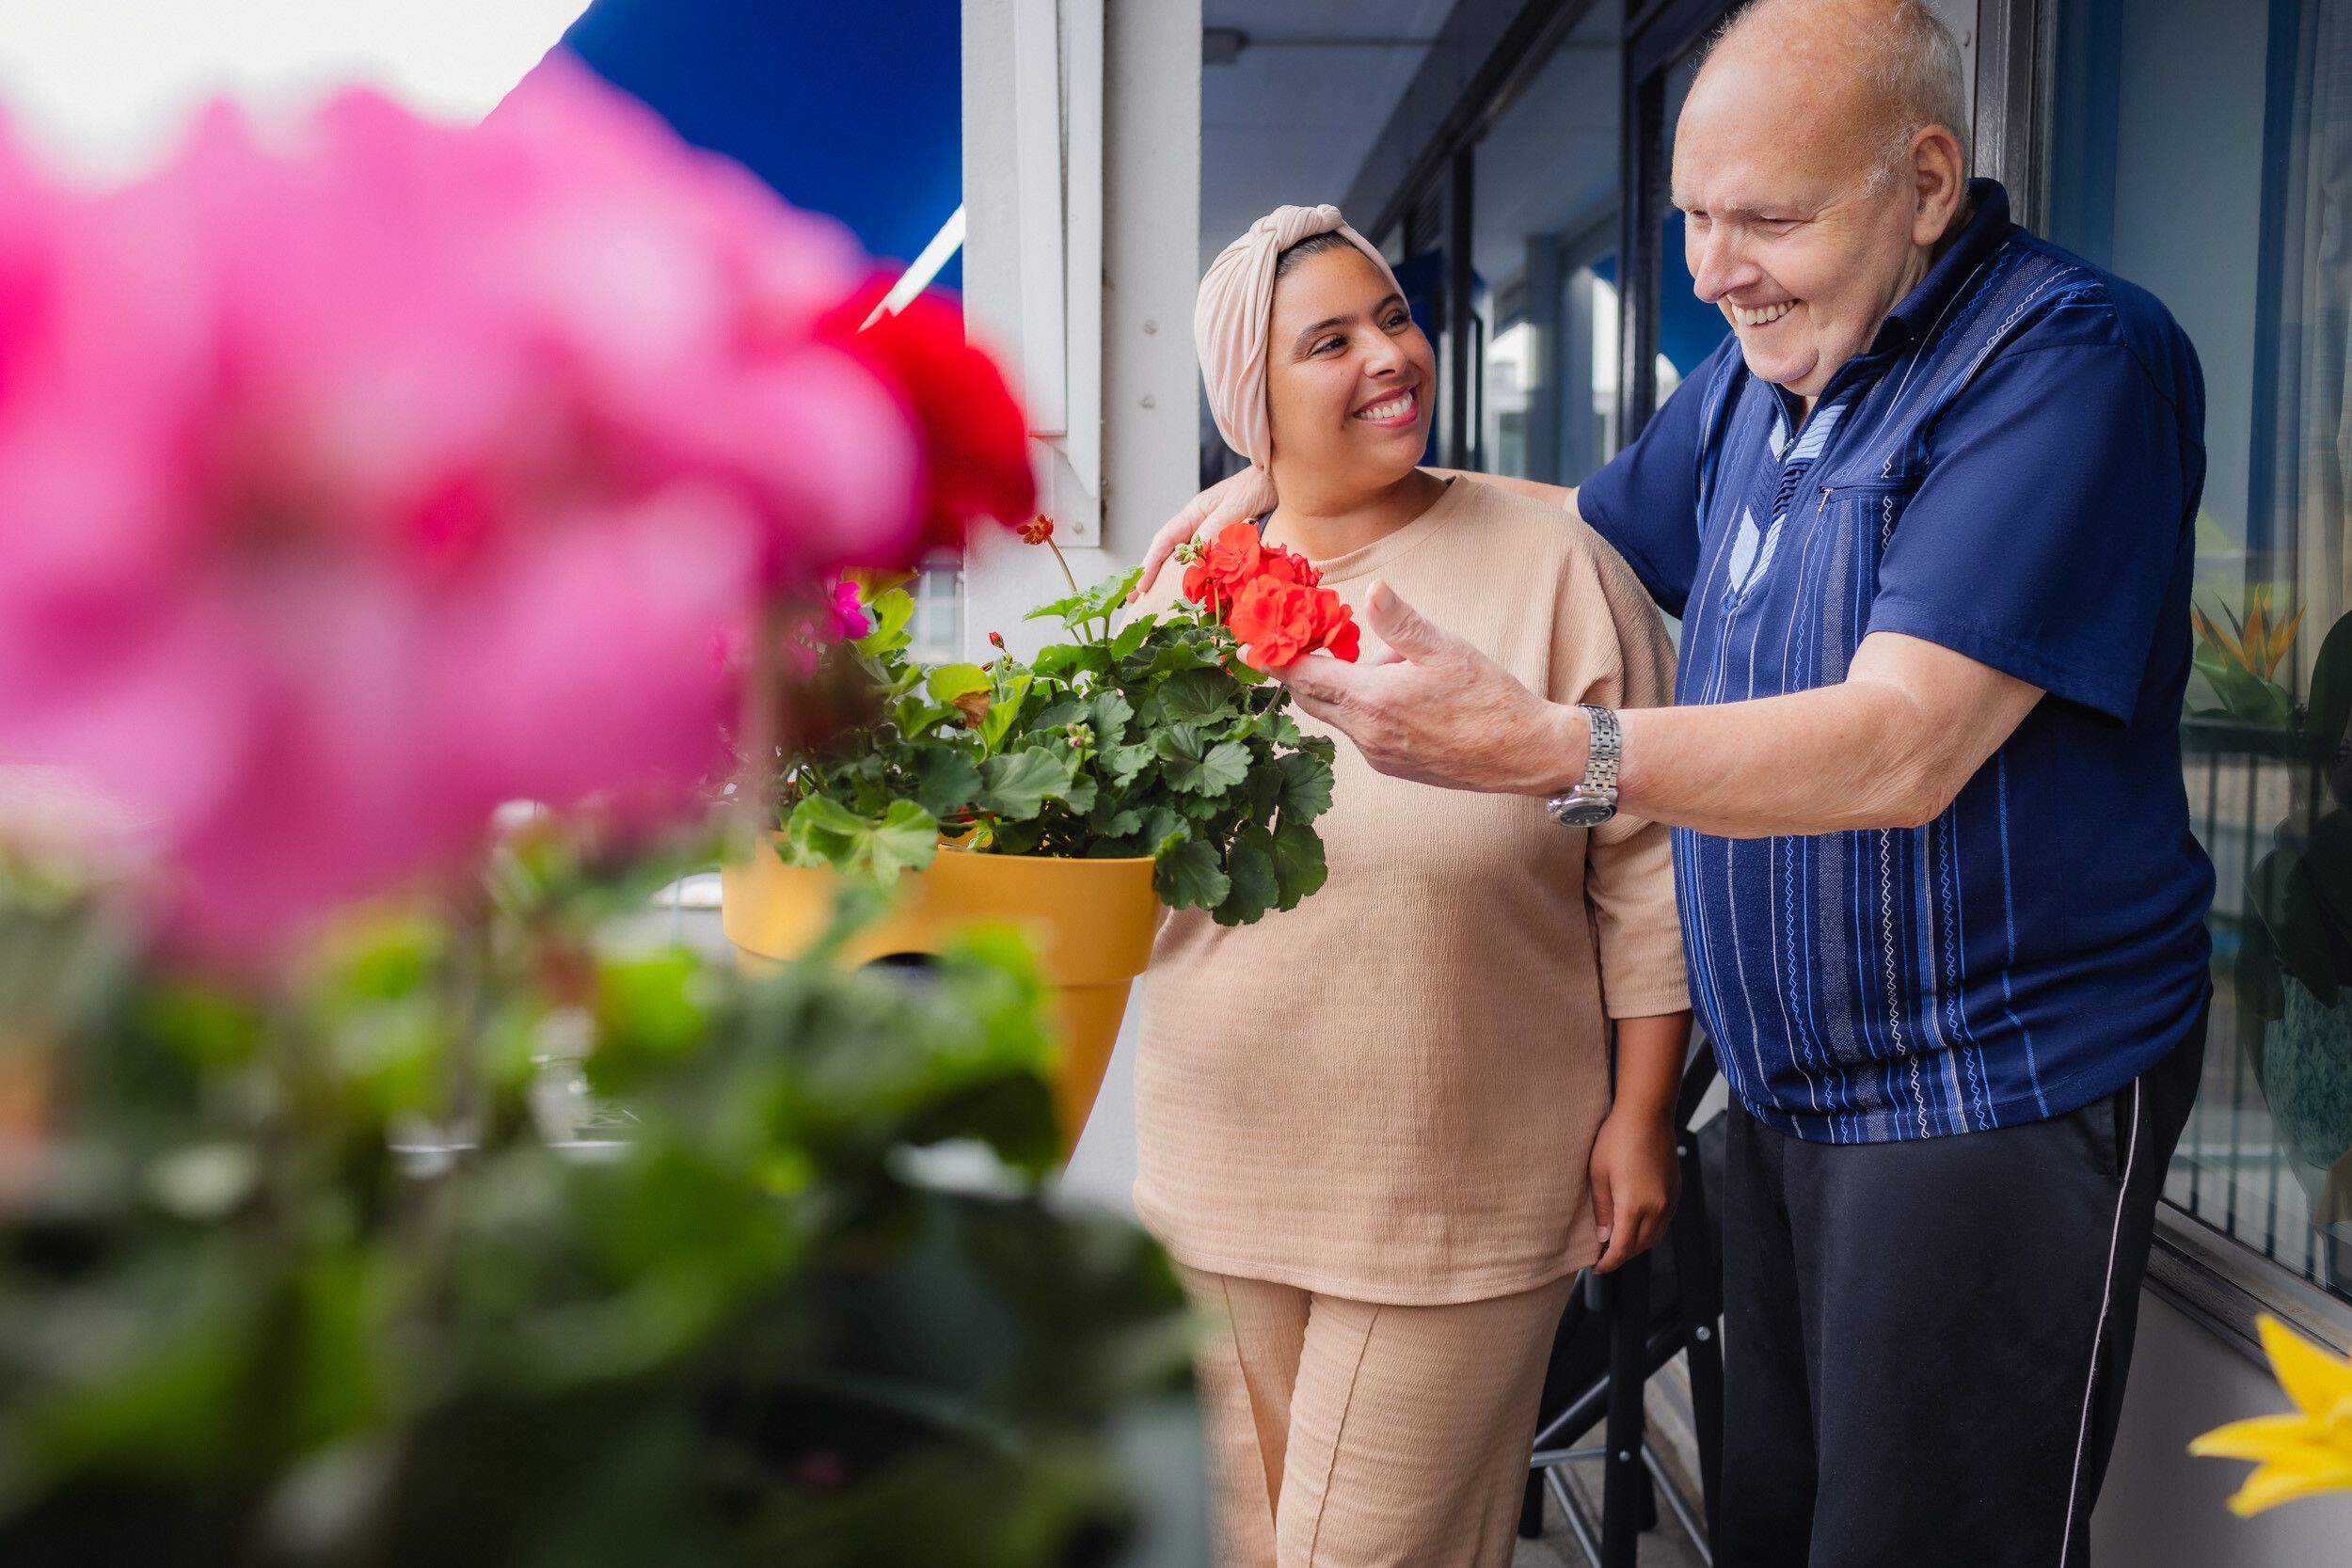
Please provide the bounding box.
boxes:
[1992,230,2201,406]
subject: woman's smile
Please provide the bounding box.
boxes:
[1350,384,1420,427]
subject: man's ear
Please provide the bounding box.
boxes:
[1909,124,1969,247]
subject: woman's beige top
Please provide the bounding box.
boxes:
[1130,478,1688,1306]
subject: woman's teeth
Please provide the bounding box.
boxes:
[1730,300,1797,327]
[1354,390,1414,420]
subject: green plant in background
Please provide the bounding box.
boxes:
[0,825,1202,1568]
[779,534,1337,927]
[2192,586,2305,730]
[2229,606,2352,1022]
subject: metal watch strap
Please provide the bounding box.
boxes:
[1545,704,1621,827]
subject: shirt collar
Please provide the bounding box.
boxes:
[1872,177,2014,353]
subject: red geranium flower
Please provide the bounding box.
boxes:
[1227,578,1359,665]
[1017,513,1055,545]
[820,284,1036,556]
[1182,521,1269,615]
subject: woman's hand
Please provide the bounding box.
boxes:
[1127,467,1278,602]
[1588,1101,1680,1274]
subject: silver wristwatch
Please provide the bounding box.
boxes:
[1546,705,1620,828]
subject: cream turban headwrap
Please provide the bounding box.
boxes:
[1194,203,1404,473]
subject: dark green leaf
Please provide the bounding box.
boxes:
[912,748,982,816]
[1273,751,1335,824]
[1213,824,1279,926]
[977,748,1075,820]
[1103,741,1155,785]
[1156,668,1238,725]
[2249,847,2338,1004]
[1155,728,1249,797]
[1270,818,1329,910]
[1154,838,1230,910]
[1091,689,1136,740]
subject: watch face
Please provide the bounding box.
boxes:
[1553,796,1615,828]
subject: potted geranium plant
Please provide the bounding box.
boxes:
[723,519,1355,1148]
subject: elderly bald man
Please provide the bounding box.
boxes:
[1137,2,2211,1562]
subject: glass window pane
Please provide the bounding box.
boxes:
[2048,0,2352,1306]
[1469,6,1624,483]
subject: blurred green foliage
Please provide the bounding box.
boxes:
[0,821,1202,1567]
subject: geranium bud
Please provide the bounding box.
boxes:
[1017,514,1056,545]
[1066,722,1094,748]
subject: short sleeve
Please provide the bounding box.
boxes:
[1867,336,2198,723]
[1573,337,1739,619]
[1556,537,1689,1020]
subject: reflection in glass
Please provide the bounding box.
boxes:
[2050,0,2352,1303]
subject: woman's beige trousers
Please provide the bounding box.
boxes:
[1175,1262,1576,1567]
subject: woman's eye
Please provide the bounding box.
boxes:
[1384,312,1409,330]
[1315,336,1345,355]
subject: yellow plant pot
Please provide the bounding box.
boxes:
[720,839,1159,1157]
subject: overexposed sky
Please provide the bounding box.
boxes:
[0,0,592,182]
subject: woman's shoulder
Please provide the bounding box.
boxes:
[1445,478,1629,585]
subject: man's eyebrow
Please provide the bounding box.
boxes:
[1291,293,1407,348]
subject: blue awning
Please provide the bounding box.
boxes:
[561,0,962,292]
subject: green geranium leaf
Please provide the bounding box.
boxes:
[1156,668,1237,725]
[977,748,1075,820]
[780,795,941,882]
[1154,837,1230,911]
[854,588,916,654]
[1109,616,1154,660]
[1032,643,1090,681]
[1156,727,1250,797]
[1270,817,1329,910]
[912,747,982,816]
[925,662,992,704]
[1213,824,1279,926]
[978,673,1031,753]
[1102,741,1156,785]
[1274,751,1334,824]
[1091,689,1136,740]
[1032,698,1089,732]
[1025,568,1143,628]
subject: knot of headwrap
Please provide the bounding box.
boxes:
[1194,203,1403,474]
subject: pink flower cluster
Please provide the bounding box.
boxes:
[0,57,1030,954]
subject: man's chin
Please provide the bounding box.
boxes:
[1740,343,1841,402]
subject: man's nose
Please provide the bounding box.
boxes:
[1688,224,1758,303]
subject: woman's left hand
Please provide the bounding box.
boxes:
[1588,1105,1681,1274]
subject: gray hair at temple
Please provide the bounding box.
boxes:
[1705,0,1974,190]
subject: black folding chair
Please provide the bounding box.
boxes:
[1520,1042,1724,1566]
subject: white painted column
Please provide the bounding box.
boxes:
[961,0,1200,664]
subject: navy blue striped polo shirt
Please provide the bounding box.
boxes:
[1578,180,2215,1143]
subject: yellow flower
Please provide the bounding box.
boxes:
[2188,1314,2352,1516]
[2194,589,2305,682]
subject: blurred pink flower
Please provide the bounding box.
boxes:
[0,55,1028,956]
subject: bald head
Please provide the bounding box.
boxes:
[1700,0,1970,188]
[1670,0,1974,400]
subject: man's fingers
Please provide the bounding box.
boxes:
[1361,579,1450,661]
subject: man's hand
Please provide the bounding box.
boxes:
[1255,579,1584,796]
[1128,467,1278,603]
